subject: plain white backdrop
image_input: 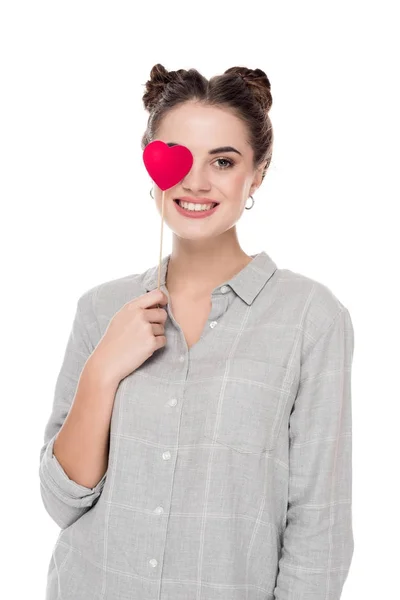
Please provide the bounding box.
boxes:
[1,1,398,598]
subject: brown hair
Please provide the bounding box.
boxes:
[141,64,274,183]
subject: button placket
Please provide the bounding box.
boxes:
[151,444,173,568]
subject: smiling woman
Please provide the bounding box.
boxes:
[39,62,354,600]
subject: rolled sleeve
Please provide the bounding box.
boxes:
[38,287,108,529]
[40,433,107,504]
[274,306,355,599]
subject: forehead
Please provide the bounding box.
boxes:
[157,102,250,151]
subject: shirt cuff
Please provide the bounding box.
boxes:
[40,433,107,503]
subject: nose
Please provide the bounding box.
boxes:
[181,162,211,193]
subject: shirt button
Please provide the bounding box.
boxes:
[168,398,178,407]
[210,321,217,328]
[162,451,171,460]
[220,285,229,293]
[178,354,185,362]
[154,506,164,515]
[149,558,158,568]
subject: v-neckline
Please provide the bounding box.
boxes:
[160,285,214,355]
[167,290,213,352]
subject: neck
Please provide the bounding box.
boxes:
[165,233,253,298]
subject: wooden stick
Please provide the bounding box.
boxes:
[156,189,165,307]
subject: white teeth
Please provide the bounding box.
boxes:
[178,200,216,211]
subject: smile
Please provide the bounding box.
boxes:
[173,199,219,219]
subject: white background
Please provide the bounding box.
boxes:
[1,1,398,598]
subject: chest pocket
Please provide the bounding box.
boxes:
[203,357,296,454]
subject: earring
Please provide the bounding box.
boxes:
[150,187,154,199]
[245,195,255,210]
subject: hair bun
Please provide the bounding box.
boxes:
[225,67,272,112]
[142,64,175,112]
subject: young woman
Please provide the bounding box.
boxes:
[39,64,354,600]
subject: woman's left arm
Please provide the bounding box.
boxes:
[274,306,355,599]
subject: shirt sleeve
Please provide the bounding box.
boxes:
[274,306,355,599]
[38,288,108,530]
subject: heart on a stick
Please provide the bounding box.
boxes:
[143,140,193,190]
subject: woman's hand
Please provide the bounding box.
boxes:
[91,288,168,385]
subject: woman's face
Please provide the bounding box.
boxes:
[152,101,264,240]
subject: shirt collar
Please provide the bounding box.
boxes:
[143,250,278,306]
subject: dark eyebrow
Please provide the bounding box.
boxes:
[166,142,242,156]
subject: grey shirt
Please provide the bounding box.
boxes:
[39,250,354,600]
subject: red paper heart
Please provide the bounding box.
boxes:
[143,140,193,191]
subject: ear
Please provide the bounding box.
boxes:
[249,162,266,196]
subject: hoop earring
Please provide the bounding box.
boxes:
[245,195,255,210]
[150,187,154,199]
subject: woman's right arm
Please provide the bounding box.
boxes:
[38,289,116,530]
[52,357,119,492]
